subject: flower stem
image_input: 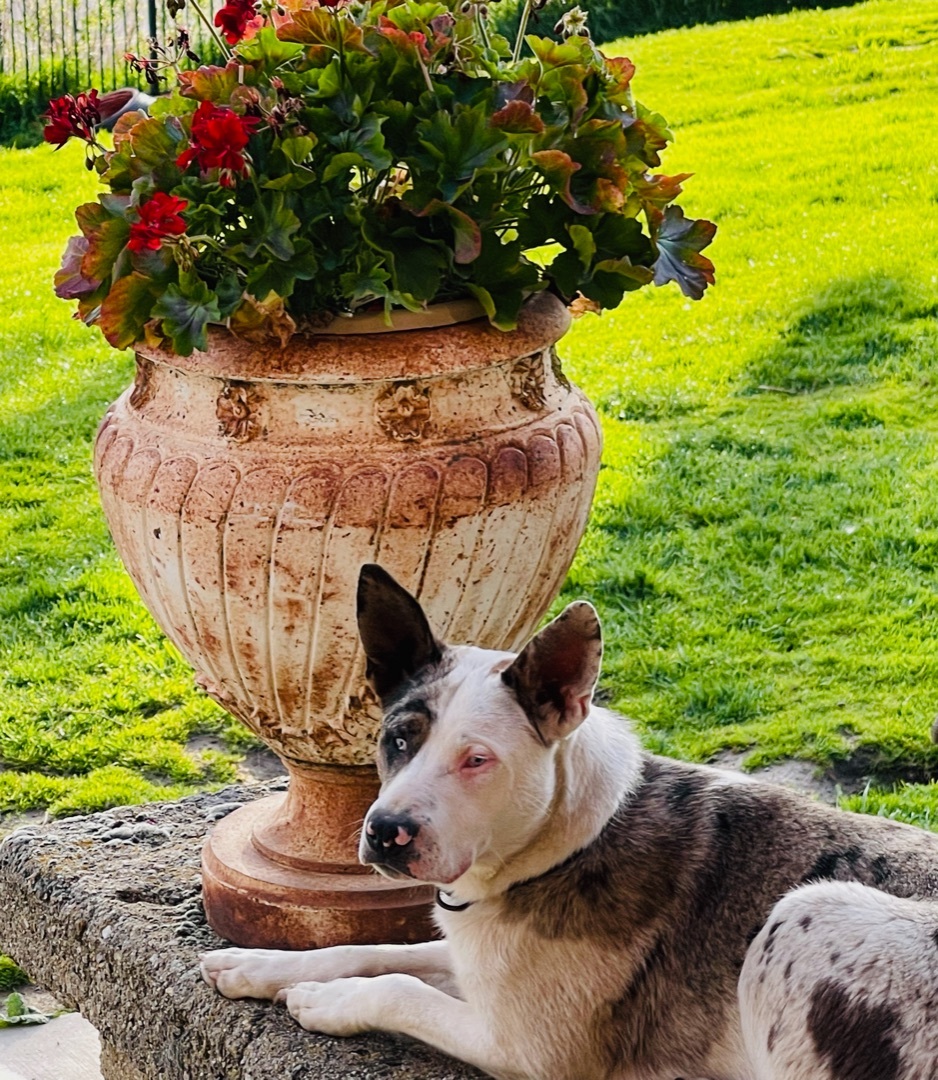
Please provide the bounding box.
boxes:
[512,0,533,63]
[186,0,232,62]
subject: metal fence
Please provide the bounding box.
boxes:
[0,0,219,108]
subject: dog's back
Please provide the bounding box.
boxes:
[440,748,938,1079]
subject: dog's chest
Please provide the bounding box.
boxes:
[441,904,647,1076]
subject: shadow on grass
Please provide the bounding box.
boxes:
[743,274,938,394]
[562,273,938,781]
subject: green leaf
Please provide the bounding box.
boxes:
[517,194,572,249]
[103,116,185,190]
[245,239,318,300]
[590,214,653,262]
[98,272,158,349]
[235,26,305,68]
[152,278,221,355]
[463,234,540,329]
[652,205,717,300]
[547,248,586,299]
[531,150,591,214]
[242,194,301,261]
[391,238,445,300]
[276,9,371,55]
[0,993,52,1028]
[338,249,391,305]
[415,107,509,202]
[280,135,316,166]
[177,63,241,105]
[148,89,198,118]
[73,198,131,282]
[415,200,482,264]
[322,151,367,182]
[587,258,655,307]
[328,113,392,172]
[215,272,244,319]
[567,223,595,268]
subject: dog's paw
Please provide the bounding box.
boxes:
[280,978,378,1036]
[200,948,298,1000]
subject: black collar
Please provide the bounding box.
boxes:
[436,889,473,912]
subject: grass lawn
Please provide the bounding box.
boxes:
[1,0,938,829]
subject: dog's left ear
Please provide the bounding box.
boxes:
[501,602,602,744]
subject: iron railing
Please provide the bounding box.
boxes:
[0,0,219,108]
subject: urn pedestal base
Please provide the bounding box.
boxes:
[201,764,435,949]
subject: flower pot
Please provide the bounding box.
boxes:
[93,291,601,947]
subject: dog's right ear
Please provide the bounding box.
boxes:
[357,564,443,702]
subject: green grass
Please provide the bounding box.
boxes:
[1,0,938,829]
[0,146,249,825]
[553,0,938,808]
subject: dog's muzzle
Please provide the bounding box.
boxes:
[362,810,420,874]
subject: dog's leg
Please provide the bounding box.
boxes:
[201,940,458,1000]
[739,881,938,1080]
[280,975,515,1078]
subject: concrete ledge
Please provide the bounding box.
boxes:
[0,783,483,1080]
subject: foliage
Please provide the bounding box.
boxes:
[492,0,865,47]
[0,79,45,148]
[0,957,28,992]
[47,0,714,354]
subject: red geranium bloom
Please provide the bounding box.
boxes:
[128,193,189,252]
[43,90,101,148]
[214,0,258,45]
[176,101,261,186]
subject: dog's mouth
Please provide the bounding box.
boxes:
[369,862,415,881]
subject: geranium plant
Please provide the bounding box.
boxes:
[49,0,716,355]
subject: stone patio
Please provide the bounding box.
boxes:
[0,781,483,1080]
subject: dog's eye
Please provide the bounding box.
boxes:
[394,736,408,753]
[464,754,488,769]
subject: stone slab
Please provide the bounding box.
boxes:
[0,1010,103,1080]
[0,782,483,1080]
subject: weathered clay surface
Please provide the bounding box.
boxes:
[93,292,601,768]
[0,783,483,1080]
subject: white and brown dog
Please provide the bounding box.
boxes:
[202,565,938,1080]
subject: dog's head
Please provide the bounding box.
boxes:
[355,564,603,892]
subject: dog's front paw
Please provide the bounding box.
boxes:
[280,978,381,1036]
[200,947,298,1000]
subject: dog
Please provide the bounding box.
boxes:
[202,564,938,1079]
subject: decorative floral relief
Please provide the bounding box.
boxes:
[550,346,571,392]
[217,382,259,442]
[375,382,432,442]
[509,350,548,410]
[129,357,156,410]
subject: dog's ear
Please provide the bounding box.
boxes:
[357,564,443,702]
[501,602,602,744]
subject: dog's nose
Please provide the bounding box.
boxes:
[364,811,419,854]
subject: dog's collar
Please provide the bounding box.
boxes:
[436,890,473,912]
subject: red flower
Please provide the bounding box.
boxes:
[43,90,101,148]
[128,193,189,252]
[176,101,261,186]
[214,0,258,45]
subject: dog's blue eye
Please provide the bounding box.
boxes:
[395,736,407,753]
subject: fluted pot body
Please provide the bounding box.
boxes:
[93,292,601,768]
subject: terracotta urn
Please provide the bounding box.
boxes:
[93,291,601,948]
